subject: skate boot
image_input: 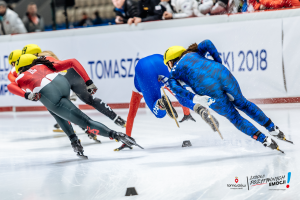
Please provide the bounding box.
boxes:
[193,104,219,132]
[110,131,143,150]
[179,114,196,123]
[85,130,101,143]
[53,123,63,132]
[114,116,126,128]
[269,126,293,144]
[157,95,178,119]
[262,136,284,153]
[114,143,133,151]
[71,139,88,158]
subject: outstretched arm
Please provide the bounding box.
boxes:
[8,72,16,82]
[198,40,222,64]
[53,59,91,82]
[168,78,195,101]
[8,82,25,97]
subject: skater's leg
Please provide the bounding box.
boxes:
[40,75,113,138]
[126,91,143,137]
[48,110,78,142]
[210,93,266,143]
[64,68,117,120]
[135,62,166,118]
[221,70,274,131]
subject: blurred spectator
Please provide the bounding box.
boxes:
[248,0,300,11]
[0,1,27,35]
[161,0,194,20]
[112,0,138,24]
[93,11,103,25]
[193,0,214,16]
[78,12,93,26]
[193,0,228,16]
[211,0,228,14]
[128,0,166,25]
[22,2,45,32]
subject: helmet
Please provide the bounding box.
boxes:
[22,44,42,55]
[164,46,186,66]
[8,49,22,65]
[15,54,37,73]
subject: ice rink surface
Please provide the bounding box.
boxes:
[0,104,299,200]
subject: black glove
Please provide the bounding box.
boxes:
[25,92,41,101]
[110,131,136,147]
[86,80,98,95]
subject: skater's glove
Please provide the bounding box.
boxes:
[193,95,215,108]
[86,80,98,95]
[25,92,41,101]
[111,132,135,146]
[158,75,170,88]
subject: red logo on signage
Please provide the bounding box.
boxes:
[235,177,238,183]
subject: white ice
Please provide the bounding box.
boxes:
[0,104,299,200]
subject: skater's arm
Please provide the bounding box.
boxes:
[198,40,222,64]
[8,72,16,82]
[168,78,195,101]
[53,59,91,82]
[7,82,25,97]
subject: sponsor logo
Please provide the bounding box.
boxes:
[247,172,291,191]
[235,177,238,183]
[286,172,291,188]
[227,177,247,189]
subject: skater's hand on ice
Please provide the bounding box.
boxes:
[193,95,215,108]
[25,92,41,101]
[86,80,98,95]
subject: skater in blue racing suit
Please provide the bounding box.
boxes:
[163,40,293,152]
[115,54,199,151]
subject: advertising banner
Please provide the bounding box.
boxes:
[0,18,284,108]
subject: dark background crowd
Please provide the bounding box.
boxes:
[0,0,299,35]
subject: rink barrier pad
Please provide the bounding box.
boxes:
[2,97,300,112]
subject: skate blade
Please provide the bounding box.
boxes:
[283,137,294,144]
[276,147,285,154]
[77,152,88,159]
[53,129,64,132]
[94,139,101,143]
[114,148,120,151]
[135,143,144,149]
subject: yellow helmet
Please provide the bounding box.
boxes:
[15,54,37,73]
[164,46,186,66]
[22,44,42,55]
[8,49,22,65]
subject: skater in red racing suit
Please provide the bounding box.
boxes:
[8,54,139,157]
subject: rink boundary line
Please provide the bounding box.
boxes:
[2,97,300,112]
